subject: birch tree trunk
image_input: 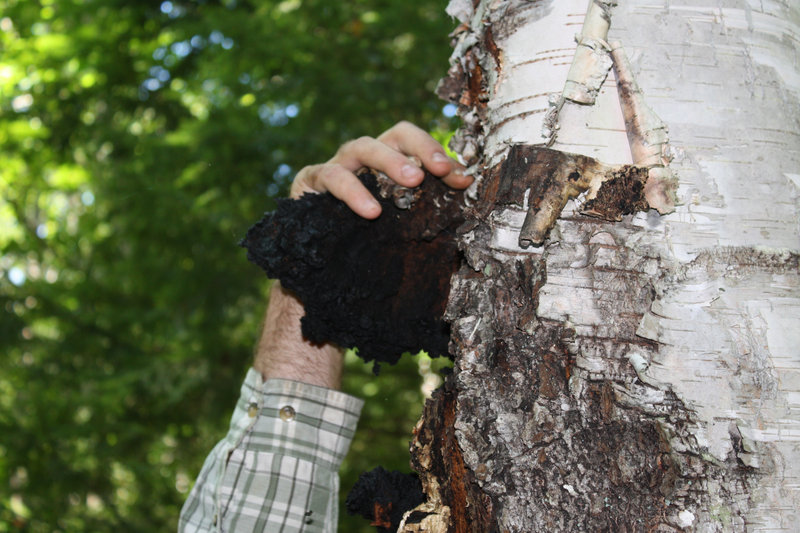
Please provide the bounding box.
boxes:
[400,1,800,531]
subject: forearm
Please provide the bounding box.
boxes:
[182,122,469,532]
[180,287,351,532]
[253,282,344,390]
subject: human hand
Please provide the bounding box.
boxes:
[255,122,469,389]
[290,121,472,219]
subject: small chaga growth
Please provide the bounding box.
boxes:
[483,145,659,247]
[240,169,465,368]
[346,467,426,532]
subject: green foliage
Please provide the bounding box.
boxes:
[0,0,457,531]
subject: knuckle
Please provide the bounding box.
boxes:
[383,121,407,138]
[289,167,314,197]
[315,163,341,181]
[381,120,426,148]
[338,136,372,155]
[292,163,341,196]
[379,122,406,140]
[290,166,310,185]
[294,164,314,178]
[289,180,304,198]
[396,120,420,136]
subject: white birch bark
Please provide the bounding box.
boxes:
[405,0,800,531]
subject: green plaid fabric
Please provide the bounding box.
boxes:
[179,369,364,533]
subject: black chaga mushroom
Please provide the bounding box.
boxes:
[345,466,426,532]
[240,168,465,370]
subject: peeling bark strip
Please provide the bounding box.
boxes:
[533,1,677,218]
[560,0,613,105]
[543,0,615,143]
[610,44,677,214]
[240,169,465,369]
[609,44,667,168]
[482,145,653,247]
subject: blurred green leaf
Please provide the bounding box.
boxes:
[0,0,458,531]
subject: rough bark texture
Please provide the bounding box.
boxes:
[401,371,495,532]
[402,0,800,531]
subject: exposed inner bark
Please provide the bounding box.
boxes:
[581,164,649,220]
[403,371,495,532]
[240,169,465,369]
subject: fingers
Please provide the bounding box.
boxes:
[292,164,383,219]
[378,121,471,187]
[440,170,474,190]
[330,136,426,188]
[289,121,474,220]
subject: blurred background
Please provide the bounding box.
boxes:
[0,0,460,531]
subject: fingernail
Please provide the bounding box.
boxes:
[432,152,449,164]
[402,164,423,180]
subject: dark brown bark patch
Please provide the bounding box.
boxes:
[581,165,649,221]
[437,62,466,104]
[409,372,495,532]
[240,169,465,369]
[481,145,657,247]
[464,51,487,108]
[447,262,681,531]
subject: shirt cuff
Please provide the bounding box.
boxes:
[229,368,364,471]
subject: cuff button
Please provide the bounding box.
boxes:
[279,405,296,421]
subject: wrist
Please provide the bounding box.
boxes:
[254,283,343,390]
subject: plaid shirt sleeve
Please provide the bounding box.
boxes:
[179,368,364,533]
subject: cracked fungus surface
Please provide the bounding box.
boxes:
[241,169,465,369]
